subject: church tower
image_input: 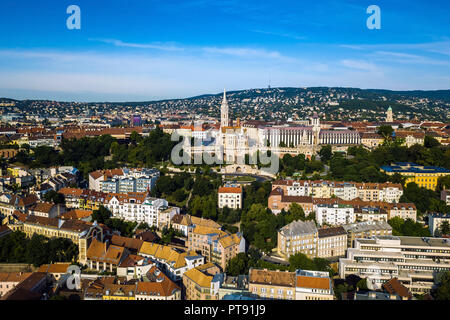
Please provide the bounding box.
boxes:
[220,89,229,128]
[386,107,393,122]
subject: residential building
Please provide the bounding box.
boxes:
[28,202,65,219]
[85,238,129,272]
[314,203,355,226]
[387,203,417,221]
[218,275,249,300]
[138,242,204,281]
[183,263,223,300]
[278,220,318,259]
[218,185,243,210]
[428,213,450,236]
[135,266,181,300]
[248,268,296,300]
[354,206,388,222]
[0,272,49,300]
[89,168,159,193]
[271,180,403,203]
[103,192,170,228]
[0,272,32,297]
[317,226,347,258]
[295,269,334,300]
[187,225,245,270]
[383,277,413,300]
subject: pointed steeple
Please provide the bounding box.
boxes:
[220,88,229,128]
[222,88,227,103]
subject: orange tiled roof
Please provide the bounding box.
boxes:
[296,275,331,290]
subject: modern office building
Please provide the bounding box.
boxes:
[339,235,450,294]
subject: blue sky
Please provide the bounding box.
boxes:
[0,0,449,101]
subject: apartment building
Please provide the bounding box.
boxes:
[28,202,65,219]
[85,238,129,272]
[387,203,417,221]
[218,185,243,210]
[428,213,450,236]
[135,266,181,300]
[0,272,32,297]
[138,242,204,281]
[271,180,403,203]
[278,220,347,259]
[317,227,347,258]
[183,263,223,300]
[339,236,450,294]
[218,275,249,300]
[314,203,355,226]
[170,214,221,237]
[249,268,296,300]
[0,193,38,217]
[295,269,334,300]
[187,225,245,271]
[342,221,393,248]
[354,206,388,222]
[103,192,170,228]
[278,220,318,258]
[89,168,159,193]
[268,187,313,215]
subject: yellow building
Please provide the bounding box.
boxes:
[182,263,222,300]
[381,162,450,190]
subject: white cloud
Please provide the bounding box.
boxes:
[89,38,185,52]
[340,59,379,72]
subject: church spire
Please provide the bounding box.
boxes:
[220,88,229,128]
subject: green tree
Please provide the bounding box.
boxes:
[318,145,332,163]
[434,271,450,300]
[441,221,450,236]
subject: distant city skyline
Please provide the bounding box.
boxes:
[0,0,449,101]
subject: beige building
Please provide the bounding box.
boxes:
[249,268,296,300]
[182,263,223,300]
[139,242,204,281]
[342,220,393,248]
[361,132,383,149]
[187,225,245,271]
[218,186,243,210]
[387,203,417,221]
[317,227,347,258]
[278,220,318,259]
[0,272,32,297]
[135,266,181,300]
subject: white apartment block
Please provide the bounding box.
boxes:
[314,204,355,226]
[273,180,402,203]
[428,213,450,236]
[218,186,243,210]
[103,193,169,228]
[339,236,450,294]
[89,168,159,193]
